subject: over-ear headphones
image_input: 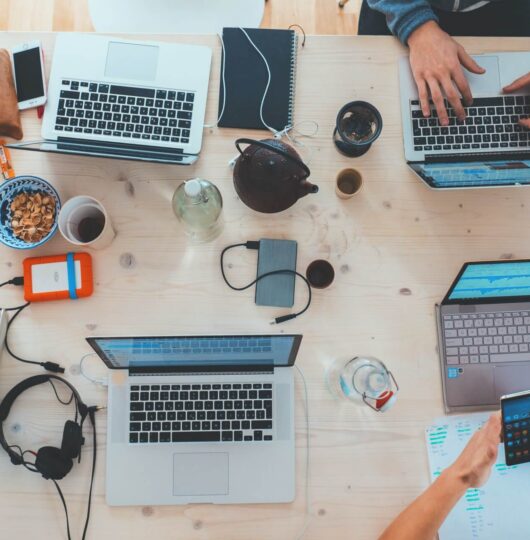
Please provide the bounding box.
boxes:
[0,375,99,540]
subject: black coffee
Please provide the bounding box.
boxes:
[77,216,105,243]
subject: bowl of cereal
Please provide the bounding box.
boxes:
[0,176,61,249]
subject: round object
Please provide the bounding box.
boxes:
[336,168,363,199]
[233,138,317,213]
[0,176,61,250]
[334,101,383,157]
[306,259,335,289]
[58,195,115,250]
[184,179,202,198]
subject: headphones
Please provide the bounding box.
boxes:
[0,375,98,540]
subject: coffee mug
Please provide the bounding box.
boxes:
[306,259,335,289]
[336,168,363,199]
[58,195,115,250]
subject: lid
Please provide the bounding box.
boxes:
[184,179,202,198]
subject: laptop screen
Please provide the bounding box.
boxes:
[410,159,530,189]
[443,261,530,304]
[86,335,302,370]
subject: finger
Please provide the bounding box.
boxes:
[504,72,530,93]
[442,77,466,122]
[416,78,430,117]
[427,78,448,125]
[453,68,473,108]
[457,47,486,75]
[520,118,530,129]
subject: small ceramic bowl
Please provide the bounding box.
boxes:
[0,176,61,249]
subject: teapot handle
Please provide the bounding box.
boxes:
[235,138,311,178]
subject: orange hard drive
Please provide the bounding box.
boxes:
[23,252,93,302]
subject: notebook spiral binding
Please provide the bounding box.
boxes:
[287,32,298,130]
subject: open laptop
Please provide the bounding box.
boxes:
[8,34,211,165]
[86,334,301,506]
[436,260,530,413]
[399,52,530,189]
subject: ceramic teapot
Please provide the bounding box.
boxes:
[233,138,318,213]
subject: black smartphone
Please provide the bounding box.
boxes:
[501,390,530,466]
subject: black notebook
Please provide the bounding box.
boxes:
[218,27,298,131]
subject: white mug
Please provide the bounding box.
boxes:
[58,195,115,250]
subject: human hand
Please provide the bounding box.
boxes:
[448,412,501,489]
[408,21,485,126]
[503,72,530,129]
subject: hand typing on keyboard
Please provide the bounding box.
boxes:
[504,72,530,129]
[408,21,485,126]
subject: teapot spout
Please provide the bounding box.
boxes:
[299,180,319,197]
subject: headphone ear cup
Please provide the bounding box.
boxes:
[61,420,84,460]
[35,446,73,480]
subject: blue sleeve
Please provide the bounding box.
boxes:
[366,0,439,44]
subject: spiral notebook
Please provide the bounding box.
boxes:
[218,27,298,131]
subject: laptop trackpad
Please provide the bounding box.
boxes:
[467,56,501,94]
[173,453,229,496]
[494,366,530,400]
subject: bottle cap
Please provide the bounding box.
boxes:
[184,179,202,198]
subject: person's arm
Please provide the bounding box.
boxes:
[504,73,530,129]
[407,21,485,125]
[366,0,437,45]
[379,413,501,540]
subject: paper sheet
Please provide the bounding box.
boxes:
[426,413,530,540]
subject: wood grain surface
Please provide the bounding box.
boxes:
[0,0,360,34]
[0,32,529,540]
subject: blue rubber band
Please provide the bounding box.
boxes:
[67,252,78,299]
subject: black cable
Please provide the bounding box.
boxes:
[52,480,72,540]
[48,379,75,406]
[220,241,312,324]
[4,302,65,373]
[82,407,98,540]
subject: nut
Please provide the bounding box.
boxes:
[9,191,56,243]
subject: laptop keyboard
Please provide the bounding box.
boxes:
[55,79,194,144]
[410,96,530,153]
[128,383,273,444]
[443,311,530,365]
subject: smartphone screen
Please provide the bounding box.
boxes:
[501,391,530,466]
[13,47,44,103]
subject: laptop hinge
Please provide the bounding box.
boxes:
[57,136,185,155]
[424,151,530,163]
[128,365,275,376]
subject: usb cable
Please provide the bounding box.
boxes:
[0,277,65,373]
[220,241,312,324]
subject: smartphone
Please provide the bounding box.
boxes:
[501,390,530,466]
[11,41,47,110]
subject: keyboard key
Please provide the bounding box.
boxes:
[172,431,220,442]
[130,433,139,443]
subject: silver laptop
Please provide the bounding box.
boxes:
[8,34,211,165]
[399,52,530,189]
[86,334,301,506]
[436,260,530,413]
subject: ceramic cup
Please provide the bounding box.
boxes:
[336,168,363,199]
[306,259,335,289]
[58,195,115,250]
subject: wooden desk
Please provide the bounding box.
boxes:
[0,32,528,540]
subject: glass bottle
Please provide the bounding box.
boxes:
[172,178,223,243]
[327,356,397,412]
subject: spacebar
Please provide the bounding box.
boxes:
[172,432,220,442]
[491,353,530,363]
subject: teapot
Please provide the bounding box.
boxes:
[233,138,318,213]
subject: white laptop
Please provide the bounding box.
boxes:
[399,52,530,189]
[86,334,301,506]
[8,34,211,165]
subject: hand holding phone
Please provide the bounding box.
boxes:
[501,390,530,466]
[11,41,46,110]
